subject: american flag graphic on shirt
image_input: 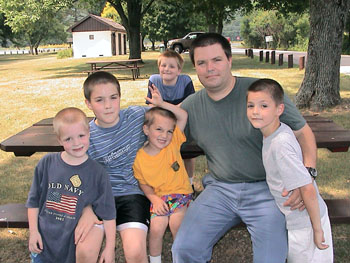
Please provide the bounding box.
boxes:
[46,191,78,215]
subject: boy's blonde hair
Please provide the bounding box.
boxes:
[144,107,177,127]
[83,71,121,101]
[158,50,184,70]
[53,107,89,137]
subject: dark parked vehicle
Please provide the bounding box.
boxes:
[167,32,205,53]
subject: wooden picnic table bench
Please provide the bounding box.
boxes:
[84,59,143,80]
[1,115,350,228]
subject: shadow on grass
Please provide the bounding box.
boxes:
[0,53,56,65]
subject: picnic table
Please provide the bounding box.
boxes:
[1,115,350,157]
[1,115,350,228]
[85,59,143,80]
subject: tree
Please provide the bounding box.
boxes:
[142,1,206,49]
[295,0,350,109]
[190,0,247,34]
[108,0,155,59]
[254,0,350,109]
[0,13,14,47]
[0,0,72,54]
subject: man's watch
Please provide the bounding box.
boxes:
[306,167,317,179]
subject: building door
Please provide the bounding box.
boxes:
[111,32,116,56]
[123,34,127,54]
[118,33,122,55]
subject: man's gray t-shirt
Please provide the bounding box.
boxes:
[181,76,306,183]
[263,123,326,230]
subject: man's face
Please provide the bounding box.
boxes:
[193,43,232,92]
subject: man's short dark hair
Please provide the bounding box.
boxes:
[248,78,284,105]
[189,33,232,65]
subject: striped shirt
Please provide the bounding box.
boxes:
[88,106,147,196]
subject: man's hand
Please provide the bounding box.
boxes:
[75,205,102,244]
[282,188,305,211]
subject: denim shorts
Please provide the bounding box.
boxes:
[30,252,43,263]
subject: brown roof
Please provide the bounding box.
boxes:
[67,14,126,33]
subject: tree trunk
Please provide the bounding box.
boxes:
[295,0,350,110]
[208,24,216,32]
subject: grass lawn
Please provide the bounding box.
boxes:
[0,51,349,262]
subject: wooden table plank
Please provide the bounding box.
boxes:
[1,115,350,156]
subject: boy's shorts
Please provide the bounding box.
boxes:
[151,193,193,219]
[114,194,150,232]
[30,252,43,263]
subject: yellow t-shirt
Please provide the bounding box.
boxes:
[133,126,193,197]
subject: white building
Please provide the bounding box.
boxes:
[68,14,127,59]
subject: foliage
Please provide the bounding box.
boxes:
[241,9,310,50]
[101,2,121,22]
[107,0,156,59]
[0,0,73,53]
[142,1,206,47]
[57,48,73,58]
[188,0,251,34]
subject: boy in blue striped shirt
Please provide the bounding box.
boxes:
[75,71,150,263]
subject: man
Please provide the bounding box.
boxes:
[171,33,317,263]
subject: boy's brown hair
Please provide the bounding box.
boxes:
[144,107,177,127]
[83,71,121,101]
[247,78,284,105]
[53,107,89,137]
[158,50,184,70]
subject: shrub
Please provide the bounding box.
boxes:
[57,48,73,59]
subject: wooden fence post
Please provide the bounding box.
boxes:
[278,54,284,66]
[245,49,248,56]
[259,51,263,62]
[265,51,269,63]
[299,56,305,70]
[288,54,293,68]
[271,51,275,64]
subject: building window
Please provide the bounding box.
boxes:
[89,35,94,40]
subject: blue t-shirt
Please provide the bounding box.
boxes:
[26,153,115,263]
[88,106,147,196]
[147,74,195,105]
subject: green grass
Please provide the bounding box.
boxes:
[0,51,349,262]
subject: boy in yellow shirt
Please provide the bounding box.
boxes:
[133,85,193,263]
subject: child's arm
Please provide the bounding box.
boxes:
[146,84,188,132]
[139,183,169,215]
[299,183,329,250]
[98,219,116,263]
[75,205,103,244]
[28,208,43,254]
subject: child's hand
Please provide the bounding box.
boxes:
[146,84,163,106]
[313,228,329,250]
[152,197,169,216]
[99,247,115,263]
[28,230,43,254]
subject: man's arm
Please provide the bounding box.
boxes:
[294,123,317,168]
